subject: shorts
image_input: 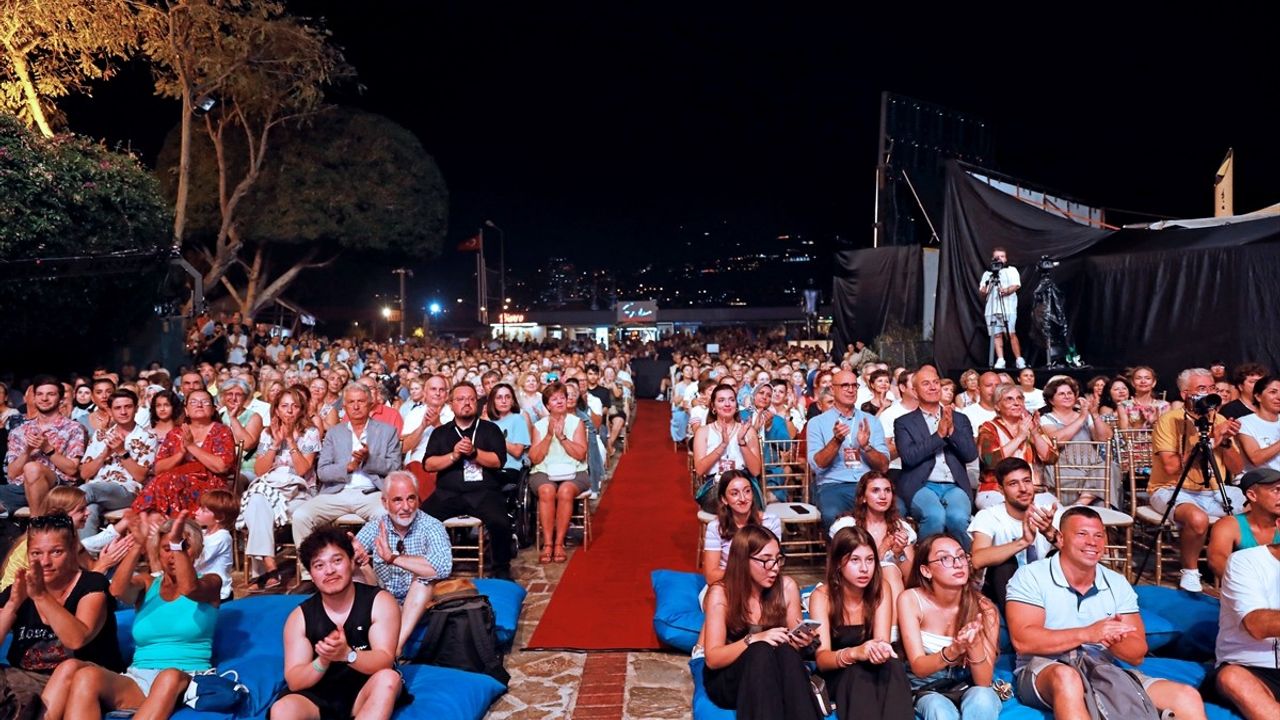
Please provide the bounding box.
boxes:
[124,666,195,697]
[986,312,1016,336]
[528,470,590,494]
[1015,656,1158,710]
[1149,486,1245,521]
[278,668,408,717]
[1206,664,1280,705]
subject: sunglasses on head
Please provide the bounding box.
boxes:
[29,513,74,530]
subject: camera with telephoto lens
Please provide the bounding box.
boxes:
[1189,392,1222,429]
[1037,255,1060,272]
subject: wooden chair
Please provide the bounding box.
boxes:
[760,438,824,566]
[1122,428,1203,587]
[536,490,596,552]
[444,515,487,578]
[1050,440,1132,578]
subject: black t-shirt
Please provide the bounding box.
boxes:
[587,385,613,414]
[0,571,124,673]
[423,419,508,493]
[1220,399,1254,420]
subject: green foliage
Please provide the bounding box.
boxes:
[0,114,172,368]
[156,107,448,257]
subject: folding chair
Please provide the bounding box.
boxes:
[760,438,824,567]
[1050,440,1132,578]
[444,515,487,577]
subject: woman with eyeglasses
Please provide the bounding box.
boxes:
[0,512,124,719]
[47,511,221,720]
[975,383,1059,511]
[132,389,235,518]
[897,534,1001,720]
[808,526,912,720]
[703,470,782,586]
[693,384,763,512]
[217,377,263,481]
[701,525,820,720]
[240,386,321,591]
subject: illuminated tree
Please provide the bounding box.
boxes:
[0,0,141,137]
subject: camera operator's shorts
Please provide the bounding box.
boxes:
[985,312,1016,336]
[1149,486,1245,521]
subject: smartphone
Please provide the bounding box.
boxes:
[790,619,822,637]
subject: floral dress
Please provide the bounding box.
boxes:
[132,423,236,514]
[236,427,321,529]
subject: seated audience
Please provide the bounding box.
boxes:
[0,512,124,720]
[1006,507,1206,720]
[528,382,591,563]
[968,458,1059,605]
[194,489,236,601]
[694,384,764,512]
[1221,362,1270,420]
[1212,513,1280,720]
[273,527,403,720]
[562,379,604,494]
[1116,365,1170,431]
[2,376,84,516]
[1208,468,1280,579]
[421,383,513,579]
[217,378,263,482]
[702,470,783,586]
[975,382,1058,511]
[78,389,156,536]
[132,389,235,517]
[808,526,911,720]
[895,366,978,548]
[806,370,889,528]
[47,512,221,720]
[897,533,1001,720]
[354,471,452,656]
[1150,368,1246,592]
[1238,375,1280,472]
[400,375,450,497]
[700,525,818,720]
[1039,376,1114,507]
[829,472,914,594]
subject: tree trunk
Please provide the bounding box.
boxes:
[3,44,54,138]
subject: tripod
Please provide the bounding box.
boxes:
[1136,414,1235,580]
[984,268,1013,368]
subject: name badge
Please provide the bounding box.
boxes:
[463,459,484,483]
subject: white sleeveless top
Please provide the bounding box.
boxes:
[532,414,589,479]
[705,423,747,476]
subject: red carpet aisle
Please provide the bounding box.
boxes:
[525,400,698,650]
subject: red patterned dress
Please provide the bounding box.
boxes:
[132,422,235,514]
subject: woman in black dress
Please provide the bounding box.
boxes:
[808,526,912,720]
[700,525,819,720]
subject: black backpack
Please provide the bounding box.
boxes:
[413,580,510,686]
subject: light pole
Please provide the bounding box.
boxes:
[391,268,412,339]
[485,220,506,336]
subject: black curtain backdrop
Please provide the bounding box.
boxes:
[934,160,1280,377]
[831,245,922,359]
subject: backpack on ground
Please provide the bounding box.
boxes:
[412,579,510,686]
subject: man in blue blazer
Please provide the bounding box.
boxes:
[292,382,403,557]
[894,365,979,548]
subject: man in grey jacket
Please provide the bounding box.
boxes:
[292,382,402,559]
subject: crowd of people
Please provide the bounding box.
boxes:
[1,317,1278,719]
[684,348,1280,720]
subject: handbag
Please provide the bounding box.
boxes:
[809,673,835,717]
[911,675,972,707]
[182,669,249,712]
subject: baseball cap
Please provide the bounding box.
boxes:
[1238,468,1280,492]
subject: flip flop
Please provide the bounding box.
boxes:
[553,545,568,563]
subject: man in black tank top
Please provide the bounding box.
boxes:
[272,528,406,719]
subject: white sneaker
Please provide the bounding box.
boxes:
[1015,356,1027,369]
[993,357,1007,370]
[1178,569,1203,593]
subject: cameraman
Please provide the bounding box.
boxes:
[977,247,1024,370]
[1150,368,1246,593]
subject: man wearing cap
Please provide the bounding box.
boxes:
[1208,468,1280,578]
[1212,503,1280,720]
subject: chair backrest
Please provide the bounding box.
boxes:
[1114,428,1154,480]
[760,437,809,504]
[1050,440,1115,507]
[231,441,246,496]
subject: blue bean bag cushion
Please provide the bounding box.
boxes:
[1134,585,1220,661]
[397,663,507,719]
[401,578,527,657]
[652,570,706,653]
[690,658,836,720]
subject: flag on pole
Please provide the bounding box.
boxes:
[1214,148,1234,218]
[457,234,482,252]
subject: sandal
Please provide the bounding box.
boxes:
[248,569,281,592]
[553,545,568,563]
[539,546,553,564]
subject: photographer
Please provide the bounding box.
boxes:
[977,247,1024,370]
[1150,368,1246,593]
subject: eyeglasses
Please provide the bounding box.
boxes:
[836,383,858,390]
[29,513,74,530]
[750,554,786,570]
[928,553,970,569]
[187,400,212,407]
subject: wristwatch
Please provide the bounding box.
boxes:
[346,649,358,664]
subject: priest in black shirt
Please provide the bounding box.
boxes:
[421,383,513,579]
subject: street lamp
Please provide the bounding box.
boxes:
[485,220,506,335]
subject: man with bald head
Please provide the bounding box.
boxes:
[894,365,978,546]
[806,370,890,528]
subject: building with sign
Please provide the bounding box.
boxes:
[488,304,830,345]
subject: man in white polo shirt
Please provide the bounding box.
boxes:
[1213,512,1280,720]
[1005,507,1207,720]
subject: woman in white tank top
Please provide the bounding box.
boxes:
[693,384,763,510]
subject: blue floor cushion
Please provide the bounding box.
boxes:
[652,570,706,653]
[396,663,507,720]
[401,578,527,657]
[1135,585,1220,661]
[690,657,836,720]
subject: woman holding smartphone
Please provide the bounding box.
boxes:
[701,524,819,720]
[809,526,911,720]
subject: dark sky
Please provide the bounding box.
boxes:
[71,5,1278,316]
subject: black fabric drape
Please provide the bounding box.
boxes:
[935,161,1110,373]
[831,245,922,358]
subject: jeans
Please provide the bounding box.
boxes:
[79,481,137,536]
[817,482,857,529]
[915,685,1002,720]
[910,481,973,550]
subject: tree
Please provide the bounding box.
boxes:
[0,0,141,137]
[139,0,351,260]
[157,107,449,317]
[0,113,172,368]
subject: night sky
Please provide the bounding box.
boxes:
[69,5,1278,320]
